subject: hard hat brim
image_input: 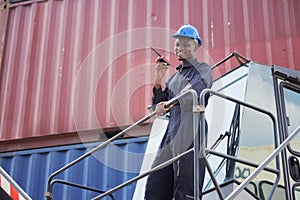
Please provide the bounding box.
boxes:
[172,34,202,47]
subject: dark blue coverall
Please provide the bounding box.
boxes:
[145,59,212,200]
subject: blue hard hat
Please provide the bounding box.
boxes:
[173,24,202,46]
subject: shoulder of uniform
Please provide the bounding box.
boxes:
[195,62,212,71]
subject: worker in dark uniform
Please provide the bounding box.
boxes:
[145,24,212,200]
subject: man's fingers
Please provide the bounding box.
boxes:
[156,63,169,70]
[155,102,168,117]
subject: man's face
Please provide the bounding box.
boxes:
[174,36,198,62]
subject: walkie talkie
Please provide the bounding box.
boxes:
[150,47,170,66]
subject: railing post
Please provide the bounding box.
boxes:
[191,90,200,200]
[200,89,225,200]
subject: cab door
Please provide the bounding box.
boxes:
[276,72,300,200]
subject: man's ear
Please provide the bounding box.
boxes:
[194,41,199,51]
[193,39,199,50]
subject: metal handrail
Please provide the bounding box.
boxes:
[205,149,279,175]
[45,89,201,200]
[45,110,156,199]
[212,51,250,70]
[50,179,115,200]
[199,89,280,200]
[226,126,300,200]
[92,149,194,200]
[91,89,201,200]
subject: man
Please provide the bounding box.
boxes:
[145,24,212,200]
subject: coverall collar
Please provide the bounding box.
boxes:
[176,58,198,72]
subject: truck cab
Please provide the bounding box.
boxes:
[202,52,300,199]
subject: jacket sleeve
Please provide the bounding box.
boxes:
[152,84,169,106]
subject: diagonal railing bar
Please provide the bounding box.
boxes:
[225,126,300,200]
[45,111,156,199]
[50,179,114,200]
[212,51,250,70]
[91,149,194,200]
[205,149,279,175]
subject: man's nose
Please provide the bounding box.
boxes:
[176,45,183,51]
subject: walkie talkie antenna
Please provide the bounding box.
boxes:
[150,47,170,66]
[150,46,162,57]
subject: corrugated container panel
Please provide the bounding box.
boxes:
[0,0,299,141]
[0,137,148,200]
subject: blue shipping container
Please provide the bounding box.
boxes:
[0,137,149,200]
